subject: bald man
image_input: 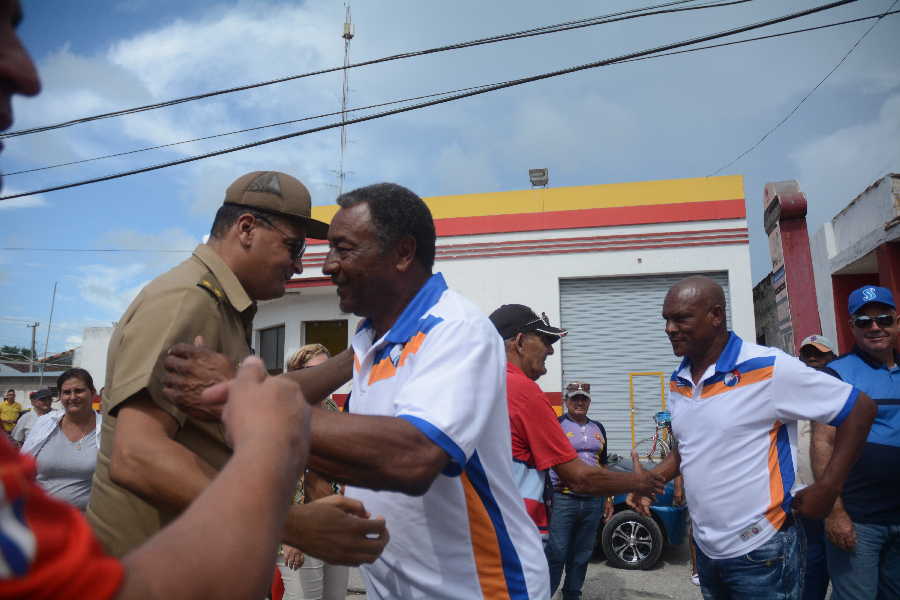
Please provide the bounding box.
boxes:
[629,275,875,600]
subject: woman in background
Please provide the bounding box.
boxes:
[277,344,350,600]
[22,368,101,511]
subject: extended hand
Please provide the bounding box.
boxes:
[824,510,856,551]
[631,450,666,498]
[792,481,840,520]
[603,497,615,521]
[222,357,310,461]
[162,336,235,421]
[290,495,389,566]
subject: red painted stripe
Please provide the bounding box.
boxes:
[303,199,745,245]
[286,276,334,289]
[300,236,747,270]
[301,227,749,260]
[434,199,745,237]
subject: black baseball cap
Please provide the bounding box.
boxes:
[30,388,53,402]
[488,304,567,343]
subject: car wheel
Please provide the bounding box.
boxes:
[601,510,664,570]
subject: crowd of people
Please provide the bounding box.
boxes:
[2,1,898,599]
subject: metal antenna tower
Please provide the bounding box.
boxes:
[338,3,354,196]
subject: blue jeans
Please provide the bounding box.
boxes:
[799,516,829,600]
[826,521,900,600]
[545,493,605,600]
[695,521,806,600]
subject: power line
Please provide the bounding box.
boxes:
[709,0,899,175]
[0,0,858,202]
[6,9,895,179]
[1,247,191,253]
[0,0,748,140]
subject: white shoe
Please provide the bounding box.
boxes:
[690,573,700,586]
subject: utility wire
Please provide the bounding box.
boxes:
[1,247,192,253]
[0,0,747,139]
[709,0,899,175]
[0,0,857,202]
[6,9,896,179]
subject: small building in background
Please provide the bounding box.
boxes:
[255,175,755,456]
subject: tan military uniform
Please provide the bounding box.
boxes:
[86,244,256,556]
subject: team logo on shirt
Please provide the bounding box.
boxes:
[723,370,741,387]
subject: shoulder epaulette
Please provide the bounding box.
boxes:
[197,278,225,303]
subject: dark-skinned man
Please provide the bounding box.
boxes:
[813,286,900,600]
[86,171,388,566]
[628,275,875,600]
[488,304,664,542]
[163,183,551,599]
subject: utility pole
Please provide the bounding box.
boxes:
[338,3,354,196]
[27,321,39,373]
[39,282,57,386]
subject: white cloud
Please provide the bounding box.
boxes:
[791,92,900,229]
[65,335,83,348]
[75,263,146,316]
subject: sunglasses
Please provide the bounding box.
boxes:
[852,314,894,329]
[566,382,591,393]
[255,213,307,262]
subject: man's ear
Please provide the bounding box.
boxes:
[394,235,417,273]
[235,213,256,249]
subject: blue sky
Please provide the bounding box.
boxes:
[2,0,899,355]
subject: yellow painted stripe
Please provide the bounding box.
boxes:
[312,175,744,223]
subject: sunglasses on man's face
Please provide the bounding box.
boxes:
[852,314,895,329]
[256,213,307,262]
[566,382,590,394]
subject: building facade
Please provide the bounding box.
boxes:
[255,175,755,456]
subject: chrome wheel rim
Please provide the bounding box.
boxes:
[610,520,654,564]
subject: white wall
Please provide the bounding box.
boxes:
[73,327,114,390]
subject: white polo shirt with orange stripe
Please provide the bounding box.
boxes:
[669,332,858,559]
[345,273,549,600]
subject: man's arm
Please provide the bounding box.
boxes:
[304,406,449,496]
[109,394,217,509]
[553,454,665,497]
[627,448,681,516]
[810,421,857,551]
[795,391,875,520]
[161,341,352,420]
[118,358,307,600]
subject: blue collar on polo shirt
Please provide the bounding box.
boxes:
[356,272,448,344]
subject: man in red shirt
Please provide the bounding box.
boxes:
[489,304,663,537]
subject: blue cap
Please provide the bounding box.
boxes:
[848,285,895,316]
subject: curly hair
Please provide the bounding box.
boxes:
[286,343,331,372]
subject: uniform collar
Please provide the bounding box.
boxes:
[192,244,254,313]
[675,331,742,381]
[357,273,447,345]
[851,345,900,371]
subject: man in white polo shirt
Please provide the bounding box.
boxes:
[629,275,875,599]
[308,183,549,599]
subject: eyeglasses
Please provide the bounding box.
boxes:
[852,314,894,329]
[255,213,307,262]
[566,382,591,393]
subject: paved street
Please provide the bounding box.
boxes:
[344,541,702,599]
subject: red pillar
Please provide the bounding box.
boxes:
[763,181,822,354]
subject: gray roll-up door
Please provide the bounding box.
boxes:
[559,272,731,458]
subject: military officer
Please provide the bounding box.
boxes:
[86,171,388,564]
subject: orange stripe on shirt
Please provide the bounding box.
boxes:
[461,473,510,599]
[669,381,692,396]
[764,421,788,530]
[398,331,428,367]
[367,356,397,385]
[701,366,774,399]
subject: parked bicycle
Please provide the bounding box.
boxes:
[633,411,673,464]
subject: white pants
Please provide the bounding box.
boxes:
[277,555,350,600]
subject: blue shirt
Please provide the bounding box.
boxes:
[826,347,900,524]
[549,414,607,496]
